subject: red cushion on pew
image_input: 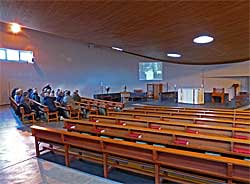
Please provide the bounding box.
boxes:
[92,128,105,133]
[186,129,199,134]
[116,121,126,126]
[90,119,99,122]
[233,135,249,140]
[64,124,75,130]
[150,125,161,130]
[128,133,142,139]
[233,148,250,154]
[174,139,189,145]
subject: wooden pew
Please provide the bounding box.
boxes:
[135,105,250,115]
[81,96,124,111]
[108,111,250,129]
[30,99,58,122]
[64,118,250,157]
[9,97,35,123]
[55,101,81,120]
[123,109,250,121]
[31,125,250,184]
[75,101,100,115]
[89,115,250,138]
[134,106,250,118]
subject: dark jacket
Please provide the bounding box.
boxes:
[31,93,40,103]
[43,96,57,112]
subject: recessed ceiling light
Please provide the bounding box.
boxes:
[167,53,182,58]
[111,47,123,51]
[10,23,21,34]
[193,35,214,44]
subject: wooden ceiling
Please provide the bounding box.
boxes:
[0,1,249,65]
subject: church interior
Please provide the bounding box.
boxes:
[0,1,249,184]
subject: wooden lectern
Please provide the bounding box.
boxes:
[147,83,163,100]
[232,84,239,98]
[212,88,225,104]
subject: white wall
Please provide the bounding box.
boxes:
[0,22,249,104]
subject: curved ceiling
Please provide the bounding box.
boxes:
[0,1,249,65]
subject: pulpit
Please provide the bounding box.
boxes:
[147,83,163,100]
[120,92,130,103]
[212,88,225,104]
[231,84,239,98]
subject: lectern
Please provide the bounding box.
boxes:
[212,88,225,104]
[147,83,163,100]
[231,84,239,98]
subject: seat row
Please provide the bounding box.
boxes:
[122,108,250,121]
[31,125,250,184]
[135,105,250,115]
[64,118,250,157]
[108,111,250,128]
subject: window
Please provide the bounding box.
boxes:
[0,48,34,64]
[20,50,33,63]
[0,49,6,60]
[6,49,19,61]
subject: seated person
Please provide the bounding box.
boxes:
[43,93,57,112]
[56,90,64,104]
[19,95,32,115]
[62,91,81,111]
[72,90,81,102]
[31,89,40,103]
[62,90,83,118]
[42,83,52,92]
[19,94,40,120]
[50,90,55,97]
[27,88,33,99]
[11,88,19,99]
[14,89,23,104]
[56,88,61,97]
[21,92,40,119]
[40,91,45,104]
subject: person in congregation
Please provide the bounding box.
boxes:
[62,90,83,118]
[40,91,45,104]
[62,91,80,110]
[56,88,61,97]
[56,90,64,104]
[20,93,40,120]
[43,93,57,111]
[14,89,23,104]
[27,88,33,99]
[11,88,19,99]
[42,83,52,92]
[31,89,40,103]
[72,89,81,102]
[50,90,55,97]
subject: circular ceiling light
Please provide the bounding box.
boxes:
[10,23,21,34]
[193,35,214,44]
[167,53,182,58]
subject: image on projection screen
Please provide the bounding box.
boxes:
[139,62,163,80]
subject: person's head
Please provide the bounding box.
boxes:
[23,91,29,97]
[33,89,38,95]
[66,90,71,96]
[24,95,29,102]
[28,88,33,93]
[15,89,21,96]
[58,91,63,96]
[44,93,49,97]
